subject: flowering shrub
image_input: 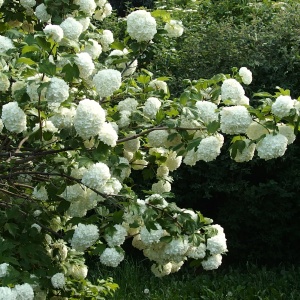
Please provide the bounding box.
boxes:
[1,0,300,299]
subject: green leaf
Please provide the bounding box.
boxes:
[4,223,19,238]
[62,63,80,82]
[136,75,151,84]
[186,137,201,152]
[39,59,56,76]
[207,120,220,134]
[155,109,165,123]
[35,36,51,52]
[17,57,37,66]
[180,91,190,105]
[230,139,246,158]
[151,10,171,22]
[110,41,125,50]
[22,44,40,54]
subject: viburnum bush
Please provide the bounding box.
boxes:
[0,0,300,299]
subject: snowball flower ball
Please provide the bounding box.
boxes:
[1,102,27,133]
[93,69,122,98]
[127,10,157,42]
[35,4,51,22]
[246,121,269,140]
[0,35,14,54]
[164,20,184,38]
[83,39,102,59]
[0,287,15,300]
[98,122,118,147]
[278,124,296,144]
[271,95,294,118]
[201,254,222,270]
[99,30,114,52]
[71,223,99,251]
[143,97,161,119]
[74,0,96,16]
[149,79,168,94]
[13,283,34,300]
[230,139,256,162]
[117,97,138,112]
[51,273,65,289]
[60,17,83,40]
[195,101,219,124]
[256,133,288,160]
[220,105,252,135]
[105,224,127,247]
[100,247,124,267]
[197,136,223,162]
[147,130,169,147]
[239,67,252,85]
[43,25,64,42]
[74,99,106,139]
[20,0,36,9]
[81,162,111,190]
[46,77,69,105]
[221,78,245,104]
[74,52,95,79]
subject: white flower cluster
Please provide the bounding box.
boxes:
[0,283,34,300]
[50,106,76,129]
[43,25,64,42]
[83,39,102,59]
[143,97,161,119]
[197,135,224,162]
[51,272,65,289]
[74,52,95,79]
[140,223,165,246]
[206,224,227,255]
[127,10,157,42]
[98,122,118,147]
[239,67,252,85]
[74,0,96,15]
[60,17,83,40]
[231,139,256,162]
[149,79,168,94]
[0,35,14,54]
[246,121,268,140]
[152,179,171,194]
[278,124,295,144]
[0,0,3,8]
[195,101,219,124]
[81,162,111,190]
[93,69,122,98]
[32,185,48,201]
[220,106,252,135]
[0,263,9,277]
[70,223,99,251]
[116,97,138,128]
[99,247,124,267]
[20,0,36,9]
[35,3,51,22]
[105,224,127,247]
[271,95,294,118]
[221,78,245,105]
[201,254,222,270]
[256,133,288,160]
[1,102,27,133]
[147,130,169,147]
[99,30,114,52]
[0,73,10,92]
[74,99,106,139]
[94,1,112,21]
[109,49,138,77]
[66,262,88,279]
[46,77,69,107]
[164,20,184,38]
[124,133,140,153]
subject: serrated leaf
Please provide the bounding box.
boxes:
[110,41,125,50]
[151,10,171,22]
[180,91,190,105]
[137,75,151,84]
[62,63,80,82]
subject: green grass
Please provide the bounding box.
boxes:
[89,257,300,300]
